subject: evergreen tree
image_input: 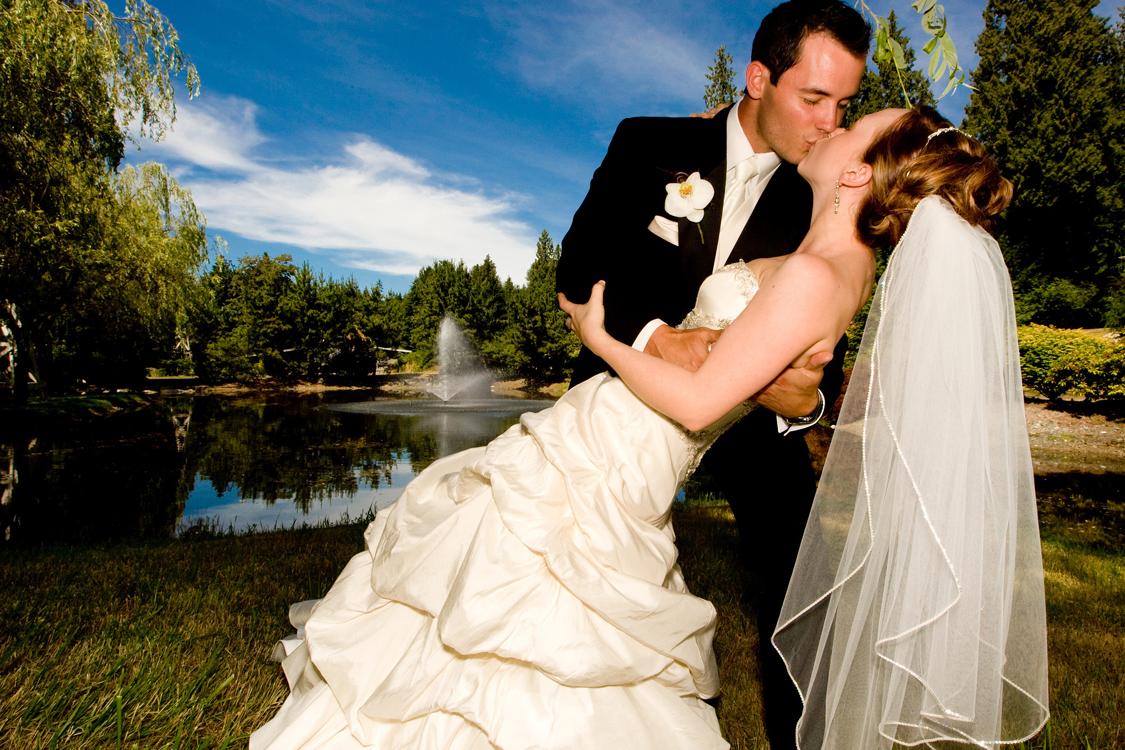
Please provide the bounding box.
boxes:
[189,253,396,382]
[845,10,935,125]
[282,263,324,377]
[353,282,392,376]
[312,275,381,379]
[507,231,578,381]
[703,45,739,110]
[379,292,409,357]
[403,259,471,365]
[189,253,297,381]
[189,251,233,381]
[1107,9,1125,326]
[965,0,1124,326]
[465,256,507,343]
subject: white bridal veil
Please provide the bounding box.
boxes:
[772,196,1049,748]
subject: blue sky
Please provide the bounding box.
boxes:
[134,1,1117,293]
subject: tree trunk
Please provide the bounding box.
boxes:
[2,302,36,405]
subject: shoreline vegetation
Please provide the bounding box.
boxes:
[13,372,565,398]
[4,366,1121,409]
[0,373,565,425]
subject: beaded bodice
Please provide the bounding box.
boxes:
[677,262,761,332]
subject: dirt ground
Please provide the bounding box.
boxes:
[802,398,1123,548]
[1024,401,1125,475]
[1022,401,1123,548]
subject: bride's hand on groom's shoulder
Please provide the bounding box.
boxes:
[690,104,726,119]
[559,282,609,352]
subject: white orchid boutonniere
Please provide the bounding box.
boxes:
[664,171,714,242]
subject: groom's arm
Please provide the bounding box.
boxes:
[644,325,721,372]
[753,333,846,425]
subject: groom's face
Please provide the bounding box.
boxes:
[743,32,866,165]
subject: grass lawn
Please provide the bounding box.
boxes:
[0,500,1120,749]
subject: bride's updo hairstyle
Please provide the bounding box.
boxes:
[856,105,1012,248]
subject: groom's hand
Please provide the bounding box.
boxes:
[644,325,720,372]
[753,350,833,418]
[690,104,726,119]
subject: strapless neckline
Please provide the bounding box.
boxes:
[677,262,760,332]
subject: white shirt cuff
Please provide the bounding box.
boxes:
[633,319,667,352]
[777,389,826,435]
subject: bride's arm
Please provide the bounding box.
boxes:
[561,254,848,431]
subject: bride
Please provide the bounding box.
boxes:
[251,106,1046,749]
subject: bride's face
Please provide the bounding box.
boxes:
[799,108,907,185]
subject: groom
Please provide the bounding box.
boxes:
[556,1,869,746]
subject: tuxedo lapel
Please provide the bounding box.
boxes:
[727,162,812,263]
[676,112,728,290]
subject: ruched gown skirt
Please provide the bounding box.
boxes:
[251,373,735,749]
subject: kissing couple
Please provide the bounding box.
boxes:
[252,1,1049,748]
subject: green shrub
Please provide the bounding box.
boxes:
[1018,325,1125,401]
[1104,281,1125,328]
[1015,279,1100,328]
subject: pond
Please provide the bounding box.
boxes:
[0,390,555,546]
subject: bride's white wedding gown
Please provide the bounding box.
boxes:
[251,264,761,750]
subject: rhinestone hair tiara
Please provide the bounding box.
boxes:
[926,126,963,143]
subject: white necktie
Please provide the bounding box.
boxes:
[716,158,758,269]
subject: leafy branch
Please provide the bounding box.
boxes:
[855,0,970,103]
[62,0,200,140]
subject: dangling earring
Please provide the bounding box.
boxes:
[833,180,840,215]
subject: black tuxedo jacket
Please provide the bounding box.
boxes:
[558,108,842,399]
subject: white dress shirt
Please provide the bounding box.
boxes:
[714,103,781,270]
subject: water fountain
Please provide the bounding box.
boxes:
[324,315,555,464]
[424,316,493,401]
[327,315,555,419]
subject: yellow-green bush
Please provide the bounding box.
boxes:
[1018,325,1125,401]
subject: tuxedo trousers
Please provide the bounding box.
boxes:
[697,408,815,750]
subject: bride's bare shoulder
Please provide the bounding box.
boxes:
[764,252,840,296]
[770,248,874,308]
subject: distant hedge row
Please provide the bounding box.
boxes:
[1018,325,1124,402]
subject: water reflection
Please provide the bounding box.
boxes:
[0,392,554,545]
[0,405,188,544]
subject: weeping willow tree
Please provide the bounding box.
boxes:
[0,0,203,400]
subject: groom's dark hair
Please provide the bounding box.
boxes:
[752,0,871,84]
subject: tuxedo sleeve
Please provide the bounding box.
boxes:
[556,119,687,352]
[820,333,848,420]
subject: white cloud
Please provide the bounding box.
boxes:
[488,0,712,110]
[153,95,266,173]
[139,95,538,283]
